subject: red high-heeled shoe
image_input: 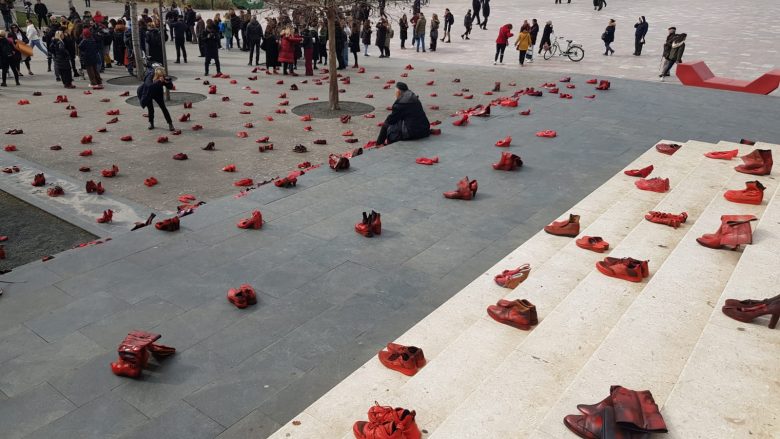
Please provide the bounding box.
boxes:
[624,165,653,178]
[724,294,780,308]
[237,210,263,229]
[494,263,531,288]
[31,173,46,187]
[722,302,780,329]
[96,209,113,223]
[329,154,350,170]
[101,164,119,178]
[443,177,478,200]
[492,152,523,171]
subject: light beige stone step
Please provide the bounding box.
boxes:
[535,154,780,439]
[426,141,738,439]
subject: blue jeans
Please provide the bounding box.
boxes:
[30,39,48,56]
[416,34,425,51]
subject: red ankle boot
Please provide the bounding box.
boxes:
[31,173,45,187]
[704,149,739,160]
[724,180,765,205]
[645,211,687,228]
[492,152,523,171]
[227,284,258,308]
[610,386,668,433]
[329,154,350,170]
[735,149,773,175]
[623,165,653,178]
[97,209,113,223]
[155,216,180,232]
[355,212,375,237]
[237,210,263,229]
[635,177,669,193]
[443,177,478,200]
[696,215,757,250]
[544,214,580,237]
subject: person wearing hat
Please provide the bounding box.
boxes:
[376,82,430,146]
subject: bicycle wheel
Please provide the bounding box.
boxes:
[543,45,556,60]
[567,45,584,62]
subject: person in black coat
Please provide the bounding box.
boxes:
[139,67,175,130]
[471,0,481,26]
[603,19,615,55]
[538,20,552,54]
[78,28,102,86]
[34,0,48,27]
[633,16,648,56]
[171,15,187,63]
[376,82,431,145]
[201,22,220,75]
[145,25,163,63]
[50,30,74,87]
[112,20,125,66]
[246,16,262,66]
[480,0,490,30]
[441,8,454,43]
[230,12,242,49]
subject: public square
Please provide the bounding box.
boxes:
[0,0,779,438]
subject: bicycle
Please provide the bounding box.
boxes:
[543,36,585,62]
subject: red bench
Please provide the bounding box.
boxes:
[676,61,780,95]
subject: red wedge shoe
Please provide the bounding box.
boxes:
[494,263,531,289]
[492,152,523,171]
[576,236,610,253]
[696,215,757,250]
[544,214,580,237]
[655,143,681,155]
[704,149,739,160]
[624,165,653,178]
[596,257,649,282]
[495,136,512,147]
[635,177,669,193]
[227,284,258,309]
[443,177,478,200]
[487,299,538,330]
[735,149,773,175]
[237,210,263,229]
[645,211,688,228]
[724,180,765,205]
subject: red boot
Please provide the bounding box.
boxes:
[31,173,46,187]
[735,149,772,175]
[227,284,258,308]
[544,214,580,237]
[610,386,668,433]
[97,209,113,223]
[443,177,478,200]
[635,177,669,193]
[645,211,688,228]
[596,257,649,282]
[237,210,263,229]
[724,180,765,205]
[696,215,757,250]
[487,299,538,330]
[623,165,653,178]
[492,152,523,171]
[329,154,350,170]
[655,143,681,155]
[355,212,375,237]
[704,149,739,160]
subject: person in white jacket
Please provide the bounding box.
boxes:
[25,20,48,55]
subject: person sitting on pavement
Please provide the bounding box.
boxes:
[376,82,430,145]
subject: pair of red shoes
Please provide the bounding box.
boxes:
[31,173,46,187]
[274,174,298,188]
[724,181,765,205]
[697,214,757,250]
[493,152,523,171]
[487,299,538,330]
[645,211,687,228]
[97,209,113,223]
[237,210,263,229]
[329,154,350,170]
[47,186,65,197]
[623,164,653,178]
[227,284,258,308]
[353,403,421,439]
[356,211,381,237]
[635,177,669,193]
[378,343,426,376]
[443,177,478,200]
[576,236,609,253]
[85,180,105,194]
[596,257,649,282]
[722,294,780,329]
[155,216,180,232]
[544,214,580,237]
[101,165,119,178]
[595,80,610,90]
[494,264,531,289]
[564,385,667,439]
[110,330,176,378]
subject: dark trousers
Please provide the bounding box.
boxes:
[661,58,677,76]
[376,123,389,145]
[430,30,437,50]
[84,65,102,85]
[175,38,186,61]
[233,33,241,49]
[204,53,220,74]
[495,43,506,62]
[473,8,481,25]
[304,46,313,75]
[634,38,644,55]
[37,14,48,27]
[518,50,527,65]
[58,66,73,86]
[148,95,172,125]
[1,62,20,84]
[481,16,489,29]
[248,40,260,64]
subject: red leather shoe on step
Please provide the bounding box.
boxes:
[492,152,523,171]
[596,257,649,282]
[645,211,687,228]
[329,154,350,170]
[237,210,263,229]
[378,344,426,376]
[696,215,757,250]
[635,177,669,193]
[564,413,603,439]
[494,263,531,289]
[443,177,478,200]
[704,149,739,160]
[623,165,653,178]
[227,284,258,309]
[576,236,610,253]
[274,176,297,188]
[365,403,422,439]
[722,302,780,329]
[655,143,681,155]
[544,214,580,237]
[487,299,538,330]
[724,180,765,205]
[352,421,403,439]
[735,149,772,175]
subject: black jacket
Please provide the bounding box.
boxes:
[78,37,99,65]
[246,21,263,42]
[384,90,431,143]
[634,18,648,39]
[530,23,539,44]
[51,39,71,69]
[540,24,553,43]
[34,2,48,16]
[146,28,163,62]
[171,21,187,40]
[603,25,615,44]
[201,28,220,55]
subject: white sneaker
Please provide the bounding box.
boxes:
[660,77,665,82]
[493,61,497,65]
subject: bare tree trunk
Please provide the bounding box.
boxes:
[158,0,169,100]
[130,1,144,80]
[327,6,339,111]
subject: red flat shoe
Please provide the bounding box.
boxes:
[586,78,598,84]
[222,164,237,172]
[495,136,512,147]
[144,177,158,187]
[47,185,64,197]
[120,135,132,141]
[635,177,669,193]
[352,421,404,439]
[313,139,327,145]
[234,178,254,187]
[81,135,92,144]
[645,211,687,228]
[596,257,649,282]
[80,149,93,156]
[724,180,765,205]
[704,149,738,160]
[536,130,557,138]
[97,209,113,223]
[227,284,258,309]
[487,299,538,330]
[415,156,439,165]
[544,214,580,237]
[172,153,188,160]
[519,109,531,116]
[157,136,169,144]
[106,117,119,124]
[155,216,180,232]
[101,165,119,178]
[655,143,682,155]
[624,165,653,178]
[237,210,263,229]
[3,145,17,152]
[576,236,610,253]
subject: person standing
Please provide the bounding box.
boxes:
[398,14,408,49]
[230,11,241,50]
[441,8,453,43]
[145,23,163,63]
[633,16,648,56]
[480,0,490,30]
[660,26,676,76]
[348,20,360,67]
[462,9,473,39]
[301,22,315,74]
[34,0,47,27]
[375,18,387,57]
[112,19,125,66]
[414,12,426,52]
[195,14,205,56]
[538,20,552,54]
[602,19,615,55]
[279,26,302,75]
[471,0,481,27]
[84,0,90,8]
[1,3,13,31]
[429,13,439,51]
[493,23,512,64]
[78,28,102,87]
[171,15,186,63]
[0,29,20,85]
[201,22,221,75]
[263,18,279,73]
[514,23,531,66]
[660,33,685,81]
[383,19,392,57]
[184,5,196,42]
[246,15,262,66]
[318,19,327,64]
[527,18,538,62]
[140,67,175,131]
[333,19,345,69]
[361,18,371,56]
[50,30,74,87]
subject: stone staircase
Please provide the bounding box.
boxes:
[267,140,780,439]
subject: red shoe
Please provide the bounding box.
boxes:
[158,136,169,144]
[722,301,780,329]
[172,153,188,160]
[378,345,426,376]
[366,403,422,439]
[735,149,772,175]
[106,117,119,124]
[106,109,120,115]
[80,149,93,156]
[329,154,350,170]
[519,109,531,116]
[596,257,649,282]
[494,263,531,289]
[274,176,297,188]
[452,115,469,126]
[696,215,757,250]
[97,209,113,223]
[635,177,669,193]
[724,180,765,205]
[101,164,119,178]
[586,78,598,84]
[355,212,375,237]
[54,95,69,103]
[155,216,180,232]
[415,156,439,165]
[655,143,681,155]
[120,135,132,142]
[144,177,159,187]
[237,210,263,229]
[430,128,442,135]
[495,136,512,147]
[559,93,573,99]
[227,284,258,309]
[234,178,254,187]
[298,161,312,169]
[313,139,327,145]
[223,164,237,172]
[724,294,780,309]
[81,135,93,144]
[487,299,538,330]
[595,80,611,90]
[563,413,603,439]
[0,245,4,260]
[576,236,610,253]
[3,144,17,152]
[47,185,64,197]
[193,124,204,131]
[110,360,143,378]
[443,177,478,200]
[492,152,523,171]
[623,165,653,178]
[183,101,193,109]
[548,87,559,94]
[704,149,738,160]
[179,113,190,122]
[544,214,580,237]
[645,211,688,228]
[31,173,46,187]
[352,421,404,439]
[536,130,557,138]
[340,114,352,123]
[70,110,78,117]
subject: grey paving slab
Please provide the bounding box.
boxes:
[0,325,48,365]
[119,400,225,439]
[53,259,152,299]
[47,351,125,407]
[0,285,74,335]
[24,292,131,343]
[0,383,76,439]
[216,409,281,439]
[24,394,148,439]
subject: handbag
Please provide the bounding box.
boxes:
[600,32,607,41]
[16,41,33,57]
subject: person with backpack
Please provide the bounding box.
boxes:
[660,26,676,77]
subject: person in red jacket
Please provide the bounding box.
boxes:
[278,26,303,76]
[494,23,513,64]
